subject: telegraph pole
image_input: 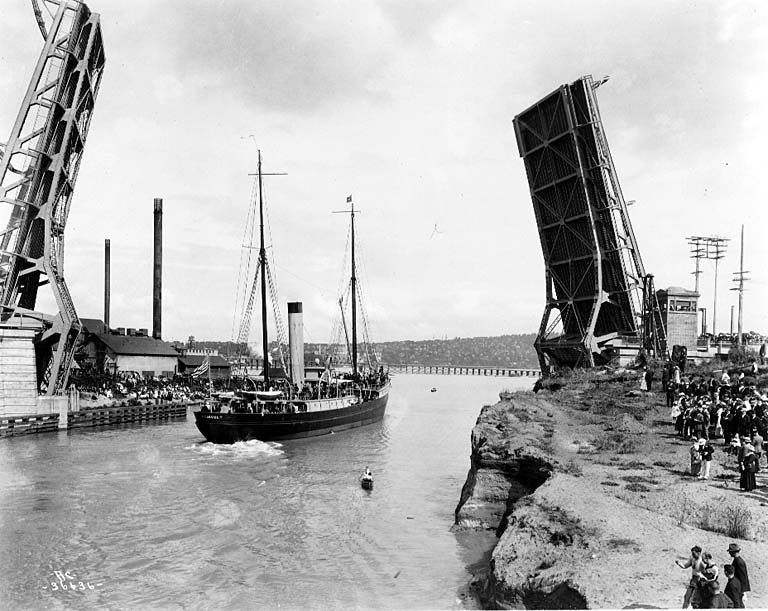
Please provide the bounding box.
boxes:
[686,236,729,337]
[731,225,749,346]
[687,237,705,294]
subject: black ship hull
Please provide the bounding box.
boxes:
[194,392,389,443]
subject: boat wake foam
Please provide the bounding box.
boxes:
[187,439,284,459]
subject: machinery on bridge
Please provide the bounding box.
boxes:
[0,0,105,394]
[513,75,666,371]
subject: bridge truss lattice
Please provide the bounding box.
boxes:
[514,75,666,370]
[0,0,105,394]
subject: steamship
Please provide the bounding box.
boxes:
[193,153,389,444]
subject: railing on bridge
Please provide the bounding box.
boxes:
[386,364,540,377]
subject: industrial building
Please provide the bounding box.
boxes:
[80,325,179,378]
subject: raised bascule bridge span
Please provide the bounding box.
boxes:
[513,75,666,372]
[0,0,105,400]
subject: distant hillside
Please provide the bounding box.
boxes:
[376,334,538,368]
[177,334,540,369]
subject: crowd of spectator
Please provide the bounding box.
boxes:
[666,363,766,493]
[69,372,215,407]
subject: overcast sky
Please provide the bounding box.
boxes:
[1,0,767,349]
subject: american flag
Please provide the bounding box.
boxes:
[191,356,210,378]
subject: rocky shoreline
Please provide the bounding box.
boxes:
[454,375,768,609]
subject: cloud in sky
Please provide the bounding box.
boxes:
[1,0,767,348]
[156,1,398,113]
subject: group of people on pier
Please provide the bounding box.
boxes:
[70,372,209,407]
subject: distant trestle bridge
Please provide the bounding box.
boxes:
[386,364,540,377]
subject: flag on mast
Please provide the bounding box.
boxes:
[191,355,210,378]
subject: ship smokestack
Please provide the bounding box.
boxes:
[288,302,304,386]
[153,198,162,340]
[104,238,110,332]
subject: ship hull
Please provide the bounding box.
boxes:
[194,391,389,443]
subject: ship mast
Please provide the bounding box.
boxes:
[333,197,360,377]
[351,203,358,377]
[258,151,269,388]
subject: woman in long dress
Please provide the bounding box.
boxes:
[690,439,702,477]
[740,445,758,491]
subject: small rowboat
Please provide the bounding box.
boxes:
[361,477,374,490]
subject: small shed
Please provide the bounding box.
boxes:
[656,286,700,349]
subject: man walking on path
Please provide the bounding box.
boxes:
[728,543,750,607]
[676,545,704,608]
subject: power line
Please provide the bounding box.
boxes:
[730,225,749,346]
[685,236,729,336]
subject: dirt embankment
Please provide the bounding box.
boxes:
[454,374,768,609]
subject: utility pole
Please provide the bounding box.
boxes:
[687,237,705,294]
[686,236,729,336]
[731,224,749,346]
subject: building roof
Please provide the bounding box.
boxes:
[80,318,107,335]
[95,333,180,357]
[659,286,700,297]
[179,355,230,368]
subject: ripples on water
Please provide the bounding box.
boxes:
[0,375,532,610]
[188,439,285,460]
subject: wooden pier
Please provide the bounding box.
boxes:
[0,413,60,438]
[387,364,540,377]
[68,401,192,430]
[0,401,198,439]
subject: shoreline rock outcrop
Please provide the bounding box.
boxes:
[455,377,768,609]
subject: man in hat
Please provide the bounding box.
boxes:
[727,543,750,607]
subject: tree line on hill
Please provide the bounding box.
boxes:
[175,334,540,369]
[374,334,539,368]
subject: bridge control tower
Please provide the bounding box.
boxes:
[513,76,665,371]
[0,1,105,397]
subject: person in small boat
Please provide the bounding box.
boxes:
[360,467,373,482]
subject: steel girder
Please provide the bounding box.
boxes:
[514,76,650,370]
[0,1,105,394]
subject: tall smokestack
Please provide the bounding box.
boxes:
[153,198,162,340]
[288,302,304,386]
[104,238,110,332]
[730,305,735,337]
